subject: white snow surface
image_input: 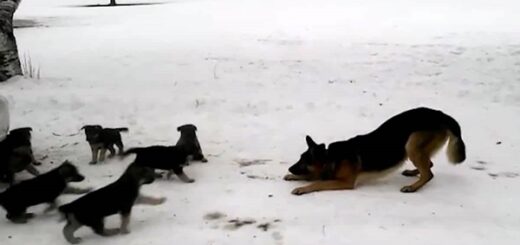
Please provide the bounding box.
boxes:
[1,0,520,244]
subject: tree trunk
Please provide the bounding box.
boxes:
[109,0,117,6]
[0,0,22,82]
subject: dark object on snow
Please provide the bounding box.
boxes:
[176,124,207,163]
[0,0,23,82]
[0,127,41,184]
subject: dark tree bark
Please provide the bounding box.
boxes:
[109,0,117,6]
[0,0,22,82]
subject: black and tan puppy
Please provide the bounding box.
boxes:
[0,161,88,223]
[122,146,194,183]
[285,107,466,195]
[59,164,166,244]
[0,127,41,184]
[176,124,207,163]
[81,125,128,164]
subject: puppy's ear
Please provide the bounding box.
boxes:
[306,135,317,148]
[81,126,86,130]
[177,126,182,132]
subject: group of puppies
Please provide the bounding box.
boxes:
[0,123,207,244]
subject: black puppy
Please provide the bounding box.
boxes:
[81,125,128,164]
[0,161,88,223]
[59,164,165,244]
[123,145,194,183]
[176,124,207,163]
[0,127,41,184]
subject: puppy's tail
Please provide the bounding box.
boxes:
[114,128,129,133]
[120,147,142,158]
[444,113,466,164]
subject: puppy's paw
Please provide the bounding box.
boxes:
[201,158,208,163]
[68,237,82,244]
[283,174,301,181]
[400,185,417,193]
[89,161,97,165]
[121,229,131,235]
[291,187,311,196]
[157,197,167,205]
[186,179,195,183]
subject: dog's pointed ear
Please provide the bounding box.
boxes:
[81,126,86,130]
[177,126,182,132]
[306,135,317,148]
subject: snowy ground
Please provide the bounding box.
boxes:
[1,0,520,244]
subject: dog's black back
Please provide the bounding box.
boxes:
[0,162,84,213]
[59,165,155,228]
[327,107,464,172]
[125,146,189,170]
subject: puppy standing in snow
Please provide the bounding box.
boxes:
[81,125,128,164]
[59,164,166,244]
[176,124,208,163]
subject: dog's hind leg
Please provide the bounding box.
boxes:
[6,209,31,224]
[401,131,447,193]
[402,161,433,177]
[63,214,83,244]
[44,201,58,213]
[107,145,116,158]
[116,141,124,155]
[64,186,92,195]
[92,219,120,237]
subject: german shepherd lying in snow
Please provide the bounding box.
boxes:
[81,125,128,165]
[59,164,165,244]
[285,107,466,195]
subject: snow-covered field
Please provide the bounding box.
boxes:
[1,0,520,244]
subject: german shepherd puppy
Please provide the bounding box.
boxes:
[59,164,165,244]
[0,127,41,184]
[122,146,195,183]
[176,124,207,163]
[81,125,128,164]
[0,161,88,223]
[285,107,466,195]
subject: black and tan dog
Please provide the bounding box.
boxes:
[176,124,207,163]
[81,125,128,164]
[122,146,195,183]
[0,127,41,184]
[59,164,165,244]
[285,107,466,195]
[0,161,88,223]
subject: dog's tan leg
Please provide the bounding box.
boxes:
[135,194,167,205]
[63,214,83,244]
[283,174,311,181]
[89,145,100,164]
[291,160,358,195]
[25,164,40,176]
[98,148,107,162]
[44,201,58,213]
[64,186,92,195]
[120,214,131,234]
[402,161,433,177]
[401,131,447,192]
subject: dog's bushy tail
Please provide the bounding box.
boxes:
[444,113,466,164]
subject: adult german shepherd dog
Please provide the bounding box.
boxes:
[285,107,466,195]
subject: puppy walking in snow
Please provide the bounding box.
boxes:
[59,164,166,244]
[81,125,128,164]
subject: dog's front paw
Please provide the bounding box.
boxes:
[284,174,301,181]
[186,179,195,183]
[68,237,82,244]
[89,161,97,165]
[400,185,417,193]
[121,228,131,235]
[291,187,311,196]
[201,158,208,163]
[157,197,167,205]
